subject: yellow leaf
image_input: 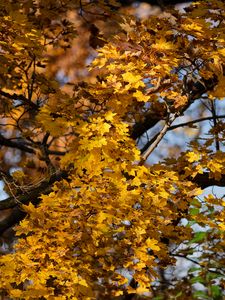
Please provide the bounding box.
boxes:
[146,238,160,251]
[10,289,23,297]
[133,90,150,102]
[218,223,225,231]
[105,111,116,122]
[97,212,108,223]
[122,72,145,89]
[152,38,174,51]
[186,151,201,163]
[136,286,150,294]
[187,187,202,197]
[114,290,124,296]
[12,170,26,183]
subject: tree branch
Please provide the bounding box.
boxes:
[0,134,35,154]
[193,172,225,189]
[210,101,220,151]
[131,74,218,141]
[141,113,178,160]
[0,171,68,235]
[130,110,167,140]
[170,253,225,276]
[0,207,26,236]
[140,115,225,154]
[0,90,39,110]
[47,149,66,156]
[169,114,225,131]
[0,171,68,211]
[0,134,66,156]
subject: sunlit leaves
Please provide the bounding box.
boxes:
[151,38,174,51]
[186,151,201,163]
[133,90,150,102]
[0,0,225,299]
[122,72,145,90]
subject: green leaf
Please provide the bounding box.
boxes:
[189,267,201,273]
[190,231,207,243]
[193,290,211,299]
[210,285,222,299]
[187,220,197,227]
[190,276,205,284]
[190,208,200,216]
[191,198,202,208]
[206,272,222,281]
[175,291,183,298]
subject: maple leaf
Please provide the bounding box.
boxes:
[152,38,174,51]
[0,0,225,299]
[122,72,145,90]
[133,90,150,102]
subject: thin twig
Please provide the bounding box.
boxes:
[170,253,224,276]
[140,114,225,154]
[141,113,178,161]
[169,114,225,131]
[210,101,220,151]
[0,171,68,211]
[0,90,38,110]
[0,134,35,154]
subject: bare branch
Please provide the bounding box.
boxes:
[0,206,26,236]
[169,114,225,131]
[193,172,225,189]
[170,253,225,276]
[210,101,220,151]
[47,149,66,156]
[131,74,218,141]
[0,90,39,110]
[140,114,225,155]
[141,114,178,160]
[130,110,167,140]
[0,134,66,156]
[0,171,68,235]
[0,134,35,154]
[0,171,68,211]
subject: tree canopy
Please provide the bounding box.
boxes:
[0,0,224,299]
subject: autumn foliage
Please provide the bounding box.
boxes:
[0,0,224,299]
